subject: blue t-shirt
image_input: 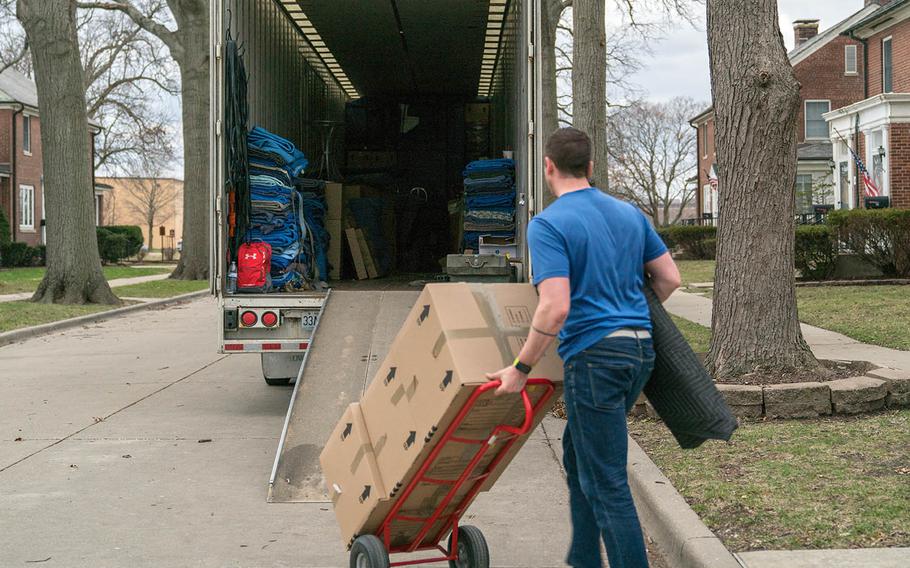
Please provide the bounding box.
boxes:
[528,188,668,362]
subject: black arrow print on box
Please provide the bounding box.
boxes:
[417,305,430,326]
[341,422,352,441]
[384,367,397,386]
[404,430,416,450]
[439,370,453,391]
[359,485,371,503]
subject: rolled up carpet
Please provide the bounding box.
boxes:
[642,282,738,449]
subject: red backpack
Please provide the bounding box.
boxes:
[237,241,272,292]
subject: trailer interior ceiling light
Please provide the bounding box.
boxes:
[278,0,360,98]
[478,0,508,98]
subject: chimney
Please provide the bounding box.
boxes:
[793,19,820,46]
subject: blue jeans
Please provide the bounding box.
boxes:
[563,335,655,568]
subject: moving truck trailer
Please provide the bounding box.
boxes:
[209,0,544,386]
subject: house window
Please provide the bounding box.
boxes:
[804,100,831,139]
[19,185,34,230]
[795,174,814,214]
[22,115,31,154]
[883,37,893,93]
[845,45,858,75]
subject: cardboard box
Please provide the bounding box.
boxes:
[324,283,564,549]
[325,183,344,221]
[319,403,389,548]
[325,183,363,221]
[326,219,343,280]
[465,103,490,125]
[361,283,564,494]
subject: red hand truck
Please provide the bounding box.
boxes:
[349,378,556,568]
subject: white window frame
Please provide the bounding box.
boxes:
[883,36,893,93]
[844,44,858,75]
[804,99,831,141]
[19,184,35,231]
[22,114,32,155]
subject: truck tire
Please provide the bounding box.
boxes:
[263,377,292,386]
[349,535,389,568]
[448,525,490,568]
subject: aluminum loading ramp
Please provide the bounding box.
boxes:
[268,290,420,503]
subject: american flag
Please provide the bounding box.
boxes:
[708,165,719,190]
[846,144,880,197]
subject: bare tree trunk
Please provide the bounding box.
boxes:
[542,0,569,209]
[78,0,209,280]
[18,0,118,305]
[572,0,608,190]
[706,0,818,378]
[169,2,209,280]
[171,52,209,279]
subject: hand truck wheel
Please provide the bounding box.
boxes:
[448,525,490,568]
[349,535,390,568]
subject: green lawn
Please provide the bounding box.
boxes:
[677,260,716,286]
[0,266,170,295]
[0,301,114,333]
[112,279,207,298]
[672,260,910,350]
[671,314,711,353]
[798,285,910,351]
[629,410,910,551]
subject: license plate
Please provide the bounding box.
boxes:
[300,311,319,331]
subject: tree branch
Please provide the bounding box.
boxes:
[76,1,181,57]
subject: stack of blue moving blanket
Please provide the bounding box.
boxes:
[245,127,329,290]
[463,158,516,251]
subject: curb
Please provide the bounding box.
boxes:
[0,290,209,348]
[627,436,744,568]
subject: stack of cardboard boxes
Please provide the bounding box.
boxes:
[320,283,564,550]
[325,183,368,280]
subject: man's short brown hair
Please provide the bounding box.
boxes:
[545,127,592,178]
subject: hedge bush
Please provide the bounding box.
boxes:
[828,209,910,277]
[660,225,717,260]
[104,225,143,258]
[0,242,38,267]
[794,225,838,280]
[655,227,676,251]
[97,228,130,264]
[0,206,11,249]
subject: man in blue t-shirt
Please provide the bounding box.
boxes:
[487,128,681,568]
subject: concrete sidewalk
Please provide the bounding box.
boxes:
[0,272,171,303]
[0,297,574,567]
[665,289,910,372]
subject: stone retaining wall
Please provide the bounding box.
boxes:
[713,368,910,419]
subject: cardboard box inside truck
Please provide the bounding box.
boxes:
[322,283,564,548]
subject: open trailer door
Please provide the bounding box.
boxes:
[525,0,545,281]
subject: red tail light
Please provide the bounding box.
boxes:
[261,311,279,328]
[240,311,258,327]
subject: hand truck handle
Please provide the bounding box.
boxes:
[478,378,555,437]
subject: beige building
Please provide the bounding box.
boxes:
[97,176,184,251]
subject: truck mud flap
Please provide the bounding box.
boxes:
[268,290,420,503]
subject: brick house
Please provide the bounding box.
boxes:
[825,0,910,210]
[0,67,102,247]
[689,1,883,222]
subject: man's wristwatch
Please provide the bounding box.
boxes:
[513,357,533,375]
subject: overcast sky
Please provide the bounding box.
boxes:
[627,0,864,105]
